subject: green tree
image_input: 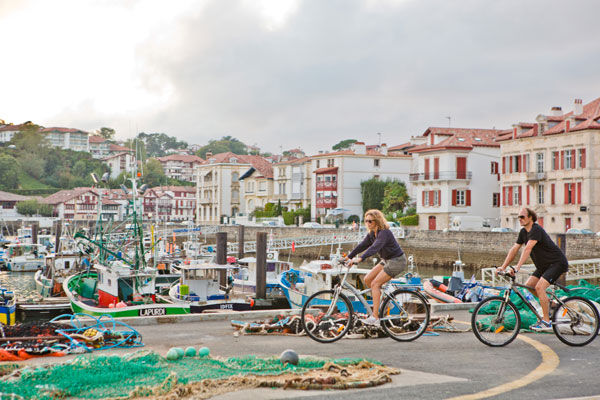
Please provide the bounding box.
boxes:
[382,180,410,215]
[0,154,18,190]
[16,199,52,216]
[360,178,387,213]
[332,139,357,151]
[97,127,116,140]
[10,123,46,151]
[18,153,46,179]
[137,132,188,157]
[196,137,248,158]
[142,158,167,187]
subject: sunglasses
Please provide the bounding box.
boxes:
[365,219,374,223]
[518,215,527,220]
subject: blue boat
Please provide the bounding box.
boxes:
[0,289,16,326]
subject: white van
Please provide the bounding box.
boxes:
[448,216,490,232]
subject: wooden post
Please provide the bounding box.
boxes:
[216,232,227,287]
[31,222,39,245]
[556,233,567,286]
[54,220,62,253]
[237,224,245,260]
[256,232,267,299]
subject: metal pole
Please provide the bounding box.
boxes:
[216,232,227,287]
[256,232,267,299]
[237,224,245,260]
[54,220,62,253]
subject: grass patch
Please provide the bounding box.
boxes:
[17,170,53,190]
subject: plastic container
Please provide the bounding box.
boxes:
[179,284,189,295]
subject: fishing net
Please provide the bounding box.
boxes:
[0,351,399,399]
[472,288,538,331]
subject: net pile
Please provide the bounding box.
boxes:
[0,351,399,399]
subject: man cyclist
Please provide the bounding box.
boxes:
[346,209,406,326]
[497,207,568,331]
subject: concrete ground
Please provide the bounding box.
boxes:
[11,307,600,400]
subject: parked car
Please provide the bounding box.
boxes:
[566,228,594,234]
[302,222,323,228]
[491,227,513,233]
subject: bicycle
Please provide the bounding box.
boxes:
[471,268,600,347]
[300,259,430,343]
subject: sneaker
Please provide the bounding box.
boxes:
[531,320,552,332]
[360,316,380,326]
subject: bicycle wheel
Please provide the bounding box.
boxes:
[552,296,600,346]
[472,296,521,347]
[301,290,353,343]
[379,289,430,342]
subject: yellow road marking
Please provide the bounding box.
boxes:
[447,322,559,400]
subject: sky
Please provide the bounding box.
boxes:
[1,0,600,155]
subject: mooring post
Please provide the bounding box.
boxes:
[556,233,567,286]
[54,220,62,253]
[256,232,267,300]
[31,222,39,245]
[216,232,227,287]
[238,224,245,260]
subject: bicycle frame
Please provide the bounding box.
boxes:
[502,278,567,323]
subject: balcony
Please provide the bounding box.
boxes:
[409,171,472,182]
[316,198,337,208]
[316,181,337,190]
[526,172,546,181]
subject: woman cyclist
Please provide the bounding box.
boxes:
[346,209,407,326]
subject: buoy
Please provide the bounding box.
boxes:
[116,301,127,308]
[280,349,299,366]
[108,303,115,308]
[198,347,210,357]
[184,347,196,357]
[166,348,181,360]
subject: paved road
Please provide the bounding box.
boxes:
[17,310,600,399]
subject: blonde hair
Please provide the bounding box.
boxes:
[364,209,389,233]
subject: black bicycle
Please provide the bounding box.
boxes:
[472,269,600,347]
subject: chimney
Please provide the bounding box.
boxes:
[551,106,563,117]
[574,99,583,115]
[206,151,213,157]
[353,141,366,155]
[380,143,388,156]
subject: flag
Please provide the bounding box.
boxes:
[291,241,295,253]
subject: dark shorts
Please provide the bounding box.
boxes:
[532,261,568,284]
[382,254,407,277]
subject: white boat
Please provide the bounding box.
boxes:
[168,263,252,313]
[34,252,86,297]
[233,250,292,299]
[6,243,47,272]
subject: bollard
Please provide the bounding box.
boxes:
[31,222,39,245]
[256,232,267,300]
[238,225,245,260]
[216,232,227,287]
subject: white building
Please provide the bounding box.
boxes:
[0,124,26,143]
[272,157,312,211]
[155,154,205,182]
[102,152,136,179]
[40,127,89,152]
[310,142,413,220]
[498,97,600,232]
[410,127,505,230]
[89,135,112,158]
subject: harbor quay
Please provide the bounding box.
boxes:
[13,307,600,400]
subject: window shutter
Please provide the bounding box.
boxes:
[466,190,471,206]
[564,183,569,204]
[437,190,441,206]
[570,150,575,169]
[508,186,513,206]
[429,191,434,206]
[518,186,522,205]
[502,157,506,174]
[452,190,457,206]
[526,185,530,205]
[422,191,426,206]
[582,148,586,168]
[551,183,555,204]
[560,151,564,169]
[509,157,513,173]
[577,182,582,204]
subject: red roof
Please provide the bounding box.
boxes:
[205,152,274,178]
[109,143,133,152]
[410,127,502,153]
[314,167,338,174]
[89,135,107,143]
[0,124,27,132]
[0,190,29,202]
[39,127,88,134]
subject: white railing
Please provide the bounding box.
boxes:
[481,258,600,286]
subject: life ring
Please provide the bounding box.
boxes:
[267,253,274,260]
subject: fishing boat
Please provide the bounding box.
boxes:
[5,243,47,272]
[233,250,292,304]
[35,252,86,297]
[0,288,16,326]
[423,279,462,304]
[62,173,192,318]
[168,263,252,313]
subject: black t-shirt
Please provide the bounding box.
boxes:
[516,224,568,268]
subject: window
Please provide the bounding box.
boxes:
[552,151,558,170]
[434,191,439,206]
[493,193,500,207]
[565,150,572,170]
[374,159,380,167]
[327,159,334,167]
[490,162,498,174]
[536,153,544,173]
[537,185,544,205]
[578,148,586,168]
[513,186,520,205]
[316,160,320,168]
[259,181,266,191]
[456,190,465,206]
[423,191,429,206]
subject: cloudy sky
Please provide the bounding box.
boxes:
[1,0,600,155]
